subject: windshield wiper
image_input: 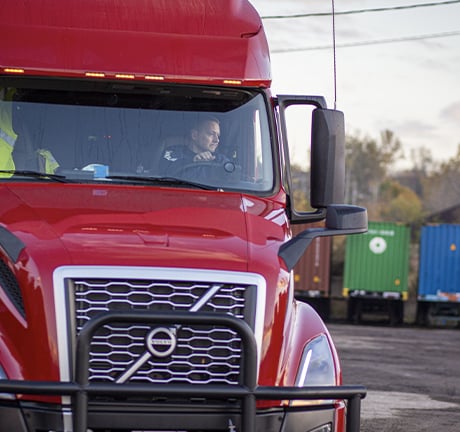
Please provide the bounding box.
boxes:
[0,170,69,183]
[106,175,216,190]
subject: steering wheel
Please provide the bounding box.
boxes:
[179,160,237,181]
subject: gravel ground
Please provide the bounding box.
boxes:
[328,324,460,432]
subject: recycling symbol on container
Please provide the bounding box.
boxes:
[369,236,387,254]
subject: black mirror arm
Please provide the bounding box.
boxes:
[279,205,367,272]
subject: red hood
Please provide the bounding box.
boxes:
[1,184,263,272]
[0,183,290,386]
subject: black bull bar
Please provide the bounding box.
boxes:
[0,311,366,432]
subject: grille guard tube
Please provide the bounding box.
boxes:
[0,311,366,432]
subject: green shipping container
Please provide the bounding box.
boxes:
[343,221,410,299]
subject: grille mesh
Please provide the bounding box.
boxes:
[71,278,253,385]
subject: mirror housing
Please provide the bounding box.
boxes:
[278,204,368,271]
[310,108,345,208]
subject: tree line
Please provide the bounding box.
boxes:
[344,129,460,226]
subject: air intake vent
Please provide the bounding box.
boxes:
[0,259,25,318]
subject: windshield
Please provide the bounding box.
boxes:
[0,78,274,192]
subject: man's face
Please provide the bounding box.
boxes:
[191,120,220,154]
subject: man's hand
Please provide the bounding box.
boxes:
[193,151,215,162]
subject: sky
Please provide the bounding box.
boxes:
[249,0,460,170]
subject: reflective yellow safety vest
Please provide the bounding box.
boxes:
[0,88,17,174]
[0,88,59,176]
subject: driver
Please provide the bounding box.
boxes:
[159,115,229,177]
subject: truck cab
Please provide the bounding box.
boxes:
[0,1,367,431]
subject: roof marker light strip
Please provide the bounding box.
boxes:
[2,67,248,86]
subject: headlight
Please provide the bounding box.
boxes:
[295,334,336,387]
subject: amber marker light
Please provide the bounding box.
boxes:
[3,68,25,74]
[145,75,165,81]
[115,74,135,79]
[85,72,106,78]
[223,79,242,85]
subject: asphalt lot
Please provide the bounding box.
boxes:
[328,324,460,432]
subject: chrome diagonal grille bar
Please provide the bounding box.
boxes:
[115,284,223,383]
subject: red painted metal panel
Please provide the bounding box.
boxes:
[1,0,271,85]
[0,183,292,386]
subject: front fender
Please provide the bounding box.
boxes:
[281,299,342,387]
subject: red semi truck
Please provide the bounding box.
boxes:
[0,1,367,431]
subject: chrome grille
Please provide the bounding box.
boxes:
[71,277,254,385]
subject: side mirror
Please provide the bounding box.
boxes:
[311,108,345,208]
[276,96,368,270]
[276,95,346,223]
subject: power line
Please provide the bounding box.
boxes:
[271,30,460,53]
[261,0,460,20]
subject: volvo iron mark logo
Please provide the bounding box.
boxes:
[146,327,177,358]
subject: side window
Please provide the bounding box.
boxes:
[283,104,314,212]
